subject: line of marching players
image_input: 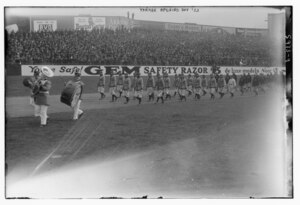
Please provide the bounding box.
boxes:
[96,70,285,105]
[25,68,284,127]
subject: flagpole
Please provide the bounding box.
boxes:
[29,15,32,32]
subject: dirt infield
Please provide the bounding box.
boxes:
[5,87,290,198]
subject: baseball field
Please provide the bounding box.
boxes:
[5,76,290,198]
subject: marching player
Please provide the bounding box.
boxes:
[135,72,144,104]
[208,74,217,100]
[201,75,208,96]
[109,71,117,102]
[246,73,252,92]
[97,71,106,100]
[122,73,131,104]
[217,74,226,98]
[163,72,171,100]
[179,74,187,101]
[228,75,237,98]
[266,73,272,89]
[34,66,53,127]
[224,72,231,94]
[131,72,137,100]
[215,73,220,84]
[155,73,165,104]
[186,74,193,96]
[146,73,155,101]
[242,73,248,93]
[173,74,179,97]
[30,68,41,117]
[225,72,231,85]
[193,72,202,100]
[65,69,84,120]
[232,72,238,82]
[252,72,260,96]
[259,73,266,93]
[116,72,124,97]
[239,74,245,95]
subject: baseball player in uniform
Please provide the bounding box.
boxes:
[259,73,266,93]
[252,73,260,96]
[225,73,231,94]
[34,66,53,127]
[232,72,238,83]
[208,74,217,100]
[122,73,131,104]
[97,71,106,100]
[239,73,246,95]
[163,72,171,100]
[29,68,41,117]
[135,72,144,104]
[155,73,165,104]
[268,73,273,89]
[131,72,137,100]
[228,75,237,98]
[225,73,231,85]
[65,69,84,120]
[109,71,117,102]
[116,72,124,97]
[187,74,193,96]
[146,73,155,101]
[217,74,226,98]
[246,73,252,92]
[173,74,179,97]
[179,74,187,101]
[193,73,202,100]
[201,75,208,96]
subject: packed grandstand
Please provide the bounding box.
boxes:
[6,27,278,66]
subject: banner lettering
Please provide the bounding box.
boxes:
[74,17,106,31]
[21,65,286,76]
[33,20,57,32]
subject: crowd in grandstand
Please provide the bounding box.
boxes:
[6,28,274,66]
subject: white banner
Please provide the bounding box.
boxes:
[33,20,57,32]
[74,17,105,31]
[5,24,19,34]
[165,23,202,32]
[21,65,286,77]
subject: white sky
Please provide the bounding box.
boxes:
[5,7,285,29]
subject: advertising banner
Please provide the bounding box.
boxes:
[33,20,57,32]
[165,23,202,32]
[106,16,130,30]
[22,65,286,77]
[74,17,105,31]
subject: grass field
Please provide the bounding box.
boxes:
[5,76,290,198]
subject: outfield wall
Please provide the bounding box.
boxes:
[20,65,285,77]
